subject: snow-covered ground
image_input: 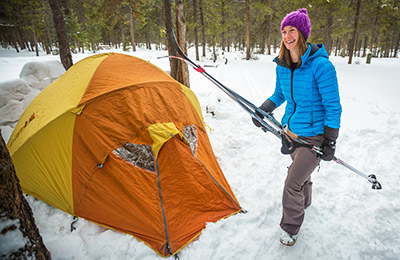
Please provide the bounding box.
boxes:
[1,46,399,260]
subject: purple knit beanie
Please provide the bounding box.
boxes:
[281,8,311,41]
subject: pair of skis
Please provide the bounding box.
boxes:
[169,30,382,190]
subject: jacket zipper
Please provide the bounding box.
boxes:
[287,68,296,130]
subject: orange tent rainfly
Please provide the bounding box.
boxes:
[7,53,242,257]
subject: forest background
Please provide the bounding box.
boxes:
[1,0,399,70]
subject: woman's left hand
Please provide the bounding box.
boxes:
[320,139,336,161]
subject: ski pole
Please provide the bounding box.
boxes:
[168,30,382,190]
[285,126,382,190]
[333,157,382,190]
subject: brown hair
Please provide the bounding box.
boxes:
[278,30,308,68]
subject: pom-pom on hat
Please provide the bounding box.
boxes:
[281,8,311,41]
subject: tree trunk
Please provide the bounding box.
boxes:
[369,5,380,56]
[260,0,270,55]
[128,5,137,52]
[245,0,250,60]
[221,0,226,52]
[146,24,151,50]
[0,133,51,259]
[334,37,339,56]
[394,31,400,58]
[45,14,53,54]
[324,7,333,55]
[199,0,206,57]
[48,0,73,70]
[26,41,32,52]
[175,0,190,87]
[212,34,217,62]
[362,35,368,57]
[341,35,347,58]
[232,29,237,50]
[192,0,200,60]
[12,28,19,53]
[227,29,231,52]
[30,9,39,57]
[348,0,361,64]
[17,27,26,50]
[163,0,179,81]
[121,24,127,51]
[267,0,273,55]
[356,35,362,57]
[260,19,267,54]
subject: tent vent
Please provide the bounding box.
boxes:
[113,143,155,172]
[183,125,198,156]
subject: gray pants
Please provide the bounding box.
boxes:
[280,135,324,235]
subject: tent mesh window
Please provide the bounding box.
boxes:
[183,125,198,156]
[113,143,155,172]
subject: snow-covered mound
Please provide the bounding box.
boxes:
[0,59,65,142]
[19,60,65,90]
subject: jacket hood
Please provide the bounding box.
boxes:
[274,43,329,68]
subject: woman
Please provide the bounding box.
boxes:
[253,8,342,246]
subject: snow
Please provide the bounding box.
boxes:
[1,46,400,259]
[19,60,65,90]
[0,218,28,256]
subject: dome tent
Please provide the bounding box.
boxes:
[7,53,242,257]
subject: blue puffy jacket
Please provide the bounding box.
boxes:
[268,43,342,137]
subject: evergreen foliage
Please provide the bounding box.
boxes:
[0,0,399,58]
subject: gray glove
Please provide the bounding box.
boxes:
[252,99,276,127]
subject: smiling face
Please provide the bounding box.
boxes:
[281,25,300,52]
